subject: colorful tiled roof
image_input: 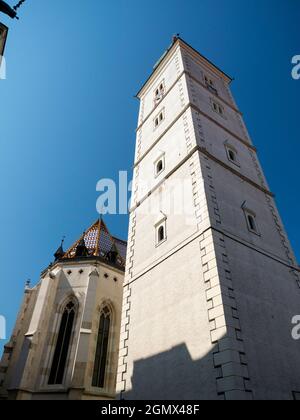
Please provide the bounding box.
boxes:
[62,219,127,269]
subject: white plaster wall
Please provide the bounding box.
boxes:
[136,79,189,161]
[134,109,196,205]
[192,110,269,189]
[205,159,294,262]
[138,46,184,124]
[225,239,300,400]
[181,49,234,106]
[123,239,219,400]
[131,162,200,278]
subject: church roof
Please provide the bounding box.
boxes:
[62,219,127,269]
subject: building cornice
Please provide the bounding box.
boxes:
[134,102,256,169]
[41,257,125,278]
[130,145,273,214]
[136,70,242,133]
[124,226,300,288]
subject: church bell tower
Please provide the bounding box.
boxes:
[117,37,300,400]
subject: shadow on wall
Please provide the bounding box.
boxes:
[122,343,222,401]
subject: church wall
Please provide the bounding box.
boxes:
[137,45,184,127]
[223,238,300,400]
[191,109,269,189]
[82,264,123,399]
[133,108,196,205]
[136,75,189,161]
[130,160,202,278]
[202,158,294,262]
[37,266,88,392]
[1,257,124,400]
[120,239,220,400]
[0,284,39,397]
[36,262,123,399]
[187,79,247,143]
[181,48,234,107]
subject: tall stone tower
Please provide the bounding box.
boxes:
[117,37,300,400]
[0,219,127,400]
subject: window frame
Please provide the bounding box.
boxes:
[155,217,167,247]
[48,300,77,386]
[154,109,165,130]
[154,80,165,105]
[154,153,166,177]
[92,305,112,390]
[243,208,260,236]
[225,143,240,167]
[211,99,225,118]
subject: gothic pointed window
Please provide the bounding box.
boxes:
[92,306,111,389]
[48,301,76,385]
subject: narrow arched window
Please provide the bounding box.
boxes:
[158,225,165,243]
[92,306,111,389]
[48,301,76,385]
[156,160,163,175]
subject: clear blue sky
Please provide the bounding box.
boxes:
[0,0,299,351]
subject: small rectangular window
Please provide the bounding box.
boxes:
[154,81,165,105]
[243,209,260,236]
[154,109,165,129]
[225,144,240,167]
[155,217,167,247]
[154,154,165,177]
[211,100,225,117]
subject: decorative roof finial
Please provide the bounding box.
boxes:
[172,33,180,44]
[54,236,65,261]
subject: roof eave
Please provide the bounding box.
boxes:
[136,37,233,99]
[41,256,126,277]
